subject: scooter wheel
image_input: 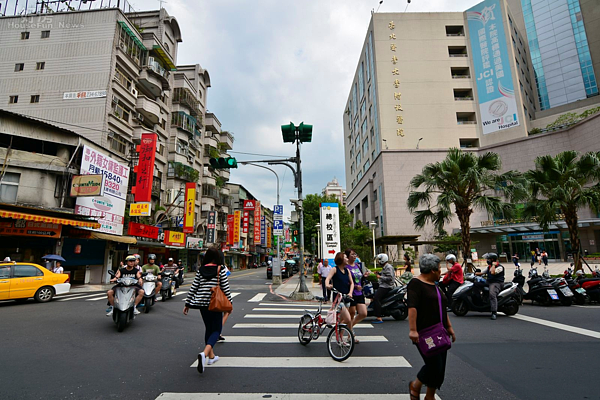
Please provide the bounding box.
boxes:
[161,291,167,302]
[117,312,127,332]
[501,300,519,316]
[392,308,408,321]
[452,299,469,317]
[560,296,572,307]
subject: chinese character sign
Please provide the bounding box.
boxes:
[254,201,261,245]
[183,182,196,233]
[129,202,150,216]
[128,222,158,239]
[233,210,241,246]
[206,211,216,244]
[227,214,234,245]
[133,133,157,202]
[242,211,249,234]
[320,203,340,266]
[260,216,266,246]
[467,0,520,134]
[75,145,130,235]
[267,224,272,248]
[164,230,185,247]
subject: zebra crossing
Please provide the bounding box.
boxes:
[54,291,241,303]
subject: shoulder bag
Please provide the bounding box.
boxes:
[208,266,233,313]
[417,286,451,357]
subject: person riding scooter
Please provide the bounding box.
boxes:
[372,253,395,324]
[142,254,162,294]
[106,255,144,316]
[476,253,505,320]
[440,254,464,310]
[163,258,182,288]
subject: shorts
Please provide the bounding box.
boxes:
[349,294,365,307]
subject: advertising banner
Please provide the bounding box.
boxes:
[242,211,249,234]
[254,201,261,245]
[320,203,340,266]
[164,230,186,247]
[233,210,241,246]
[227,214,234,245]
[260,215,266,246]
[467,0,519,134]
[128,222,159,239]
[267,224,272,248]
[0,220,61,238]
[187,237,203,249]
[243,199,256,210]
[129,203,150,216]
[183,182,196,234]
[206,211,216,244]
[133,133,157,203]
[75,145,129,235]
[70,174,103,197]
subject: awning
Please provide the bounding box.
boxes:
[152,45,176,70]
[136,240,165,248]
[90,231,137,244]
[117,21,147,51]
[0,210,100,229]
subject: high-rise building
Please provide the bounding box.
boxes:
[322,177,346,206]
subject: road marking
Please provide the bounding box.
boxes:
[157,394,440,400]
[258,302,314,307]
[252,308,320,312]
[57,292,102,298]
[231,292,240,298]
[190,356,410,368]
[228,271,258,279]
[510,314,600,339]
[244,314,305,319]
[233,323,373,329]
[248,293,267,302]
[181,292,239,301]
[57,294,107,301]
[86,296,108,301]
[214,335,389,343]
[573,305,600,308]
[173,291,188,297]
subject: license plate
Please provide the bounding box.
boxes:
[560,287,573,296]
[576,288,586,294]
[547,289,559,300]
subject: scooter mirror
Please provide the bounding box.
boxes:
[108,270,116,277]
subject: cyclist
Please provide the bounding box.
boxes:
[106,255,144,316]
[325,252,353,326]
[141,254,162,295]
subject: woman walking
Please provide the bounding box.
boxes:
[407,254,456,400]
[184,247,233,374]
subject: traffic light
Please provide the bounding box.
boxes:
[209,157,238,169]
[298,122,312,143]
[281,122,296,143]
[292,230,298,243]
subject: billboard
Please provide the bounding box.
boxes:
[75,145,129,235]
[164,230,186,247]
[254,201,261,244]
[183,182,196,234]
[233,210,241,246]
[70,174,103,197]
[133,133,157,203]
[467,0,520,134]
[128,222,159,239]
[320,203,340,266]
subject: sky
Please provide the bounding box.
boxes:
[137,0,482,216]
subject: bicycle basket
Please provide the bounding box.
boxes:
[325,309,336,325]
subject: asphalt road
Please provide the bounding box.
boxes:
[1,268,599,400]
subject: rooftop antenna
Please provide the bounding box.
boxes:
[158,0,167,9]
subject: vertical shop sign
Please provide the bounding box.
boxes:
[227,214,234,245]
[233,210,241,247]
[260,215,266,246]
[133,133,157,202]
[267,224,272,248]
[183,182,196,234]
[254,201,261,244]
[206,210,216,244]
[242,211,249,234]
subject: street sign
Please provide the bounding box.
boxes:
[273,219,283,236]
[273,205,283,220]
[320,203,340,266]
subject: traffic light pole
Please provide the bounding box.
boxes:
[295,139,310,296]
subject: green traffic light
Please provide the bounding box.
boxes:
[298,122,312,143]
[281,122,296,143]
[209,157,238,169]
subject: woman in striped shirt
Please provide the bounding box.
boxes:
[184,247,233,373]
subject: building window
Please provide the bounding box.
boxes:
[41,30,50,38]
[30,95,40,103]
[114,68,133,90]
[9,96,18,104]
[176,139,188,156]
[0,172,20,203]
[36,62,45,70]
[14,63,24,72]
[21,32,30,40]
[108,131,128,154]
[112,103,130,123]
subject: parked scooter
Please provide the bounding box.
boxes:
[160,271,177,301]
[523,267,557,306]
[451,273,520,316]
[107,270,138,332]
[141,272,158,313]
[364,279,408,321]
[563,267,588,305]
[541,268,574,306]
[512,264,526,305]
[576,269,600,303]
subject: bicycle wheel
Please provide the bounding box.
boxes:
[298,314,313,345]
[326,325,354,362]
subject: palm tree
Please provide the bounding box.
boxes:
[524,151,600,270]
[407,148,524,265]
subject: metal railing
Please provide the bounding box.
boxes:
[452,75,471,79]
[457,120,477,125]
[449,54,468,57]
[147,58,168,80]
[454,97,474,101]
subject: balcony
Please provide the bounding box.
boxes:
[219,131,234,150]
[138,69,163,97]
[220,186,230,196]
[202,184,219,200]
[135,96,161,124]
[151,179,161,198]
[449,46,468,57]
[445,26,465,37]
[205,113,222,134]
[456,112,477,125]
[202,175,216,187]
[168,161,199,183]
[172,87,200,117]
[204,135,218,149]
[219,169,230,180]
[451,67,470,79]
[172,111,200,136]
[453,89,474,101]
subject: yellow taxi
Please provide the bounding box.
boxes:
[0,262,71,302]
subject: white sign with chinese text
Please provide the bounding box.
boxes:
[320,203,340,265]
[63,90,107,100]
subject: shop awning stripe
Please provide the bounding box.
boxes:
[0,210,100,229]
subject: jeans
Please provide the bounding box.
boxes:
[199,307,223,347]
[373,287,392,317]
[416,346,448,389]
[488,282,503,313]
[321,277,331,301]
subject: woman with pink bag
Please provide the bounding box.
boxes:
[407,254,456,400]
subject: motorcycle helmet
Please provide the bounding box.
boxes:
[483,253,498,262]
[148,254,156,260]
[445,254,457,263]
[575,270,584,277]
[125,255,136,262]
[376,253,389,265]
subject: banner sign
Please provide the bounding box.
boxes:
[254,201,261,244]
[70,174,103,197]
[243,211,249,234]
[467,0,520,134]
[164,230,186,247]
[285,226,290,242]
[227,214,234,245]
[233,210,241,246]
[320,203,340,266]
[128,222,158,239]
[187,237,203,249]
[243,199,256,210]
[129,202,150,216]
[0,220,61,238]
[63,90,107,100]
[267,224,272,248]
[260,215,266,246]
[206,211,216,244]
[133,133,157,203]
[183,182,196,234]
[75,145,130,235]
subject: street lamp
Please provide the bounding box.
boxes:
[315,223,321,260]
[370,221,377,269]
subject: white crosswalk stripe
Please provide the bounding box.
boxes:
[57,293,106,301]
[248,293,266,302]
[244,314,310,319]
[190,356,410,368]
[85,296,108,301]
[233,323,373,329]
[157,394,441,400]
[214,335,388,343]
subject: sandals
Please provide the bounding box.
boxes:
[408,381,420,400]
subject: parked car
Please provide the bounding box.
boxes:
[0,262,71,303]
[266,261,293,279]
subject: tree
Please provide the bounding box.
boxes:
[407,148,524,265]
[523,151,600,270]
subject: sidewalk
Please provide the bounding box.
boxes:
[274,274,323,299]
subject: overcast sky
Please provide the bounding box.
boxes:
[141,0,481,215]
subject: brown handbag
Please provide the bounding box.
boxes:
[208,266,233,312]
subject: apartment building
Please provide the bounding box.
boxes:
[322,177,346,206]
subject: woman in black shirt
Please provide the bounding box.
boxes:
[407,254,456,400]
[325,252,354,326]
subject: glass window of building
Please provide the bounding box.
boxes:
[0,172,20,202]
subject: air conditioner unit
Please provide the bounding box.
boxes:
[135,112,144,122]
[187,154,194,163]
[131,88,138,98]
[111,95,119,104]
[119,42,126,50]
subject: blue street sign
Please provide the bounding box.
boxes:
[273,220,283,236]
[274,205,283,219]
